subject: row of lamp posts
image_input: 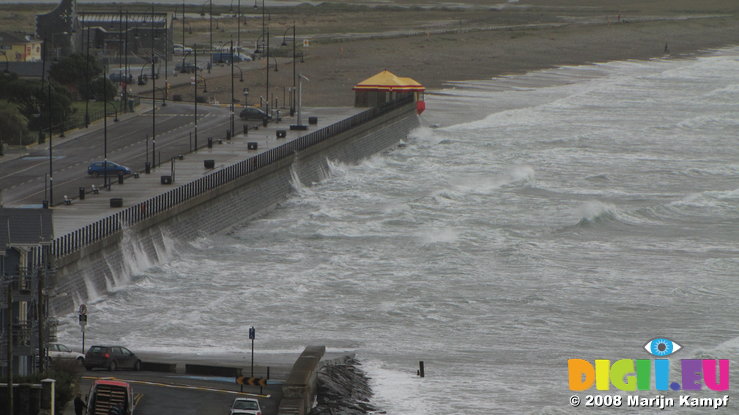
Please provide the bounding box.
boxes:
[36,2,305,207]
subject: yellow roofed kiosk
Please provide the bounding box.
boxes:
[353,70,426,114]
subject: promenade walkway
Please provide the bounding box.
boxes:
[51,107,362,237]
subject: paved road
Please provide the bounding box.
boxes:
[0,102,234,207]
[64,369,282,415]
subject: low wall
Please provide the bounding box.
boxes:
[278,346,326,415]
[50,101,419,314]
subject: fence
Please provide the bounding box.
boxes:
[51,96,414,258]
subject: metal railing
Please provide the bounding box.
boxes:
[51,97,414,258]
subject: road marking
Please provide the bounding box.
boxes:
[82,376,270,398]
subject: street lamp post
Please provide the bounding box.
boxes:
[194,44,198,150]
[151,6,157,169]
[45,40,54,207]
[103,65,109,190]
[124,11,129,113]
[281,24,296,115]
[163,24,168,107]
[84,27,90,127]
[182,0,186,50]
[209,0,213,73]
[230,39,235,137]
[237,0,241,52]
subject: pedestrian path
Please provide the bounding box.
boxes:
[51,107,362,237]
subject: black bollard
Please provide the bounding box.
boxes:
[79,187,85,200]
[145,162,151,174]
[207,137,213,148]
[118,172,124,184]
[419,361,425,377]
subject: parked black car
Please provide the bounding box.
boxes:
[84,345,142,371]
[239,107,271,121]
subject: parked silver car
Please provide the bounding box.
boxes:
[48,343,85,363]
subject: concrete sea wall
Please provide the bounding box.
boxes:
[50,101,419,314]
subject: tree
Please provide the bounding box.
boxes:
[0,99,31,145]
[88,76,118,102]
[49,53,103,99]
[26,80,74,133]
[0,71,74,135]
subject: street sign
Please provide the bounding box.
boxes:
[79,304,88,328]
[235,376,267,387]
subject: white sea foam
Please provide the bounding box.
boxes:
[53,47,739,414]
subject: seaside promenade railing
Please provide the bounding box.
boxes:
[51,96,414,258]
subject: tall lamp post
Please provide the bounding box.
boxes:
[209,0,213,73]
[44,38,54,207]
[84,27,90,127]
[182,0,186,49]
[103,65,109,190]
[123,11,129,113]
[151,6,157,169]
[281,24,296,115]
[237,0,241,52]
[163,22,168,107]
[230,39,235,136]
[194,44,198,150]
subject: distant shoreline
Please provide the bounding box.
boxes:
[195,12,739,107]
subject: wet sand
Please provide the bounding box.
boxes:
[169,0,739,107]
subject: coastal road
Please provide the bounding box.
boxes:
[0,102,232,207]
[71,370,282,415]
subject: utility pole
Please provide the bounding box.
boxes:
[194,44,198,150]
[104,65,109,190]
[164,23,168,107]
[230,39,235,137]
[151,5,157,169]
[84,28,90,126]
[237,0,241,51]
[124,11,129,113]
[7,285,14,415]
[37,257,45,373]
[47,60,53,207]
[182,0,186,54]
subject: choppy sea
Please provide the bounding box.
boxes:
[58,47,739,414]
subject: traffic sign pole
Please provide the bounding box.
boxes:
[78,304,88,353]
[249,326,255,377]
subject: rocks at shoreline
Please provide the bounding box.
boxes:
[309,357,385,415]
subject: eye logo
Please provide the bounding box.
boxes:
[569,338,729,392]
[644,338,682,357]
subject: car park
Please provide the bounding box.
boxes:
[239,107,271,121]
[47,343,84,363]
[87,161,133,177]
[229,397,261,415]
[84,345,142,371]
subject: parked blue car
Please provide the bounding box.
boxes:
[87,161,133,177]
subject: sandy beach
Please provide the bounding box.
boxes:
[160,0,739,107]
